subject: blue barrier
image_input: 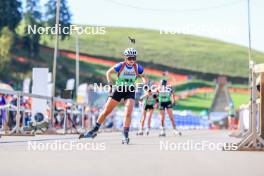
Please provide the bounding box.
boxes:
[114,108,210,130]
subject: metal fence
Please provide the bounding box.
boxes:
[0,88,94,135]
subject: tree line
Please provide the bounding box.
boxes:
[0,0,71,72]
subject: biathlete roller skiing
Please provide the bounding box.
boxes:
[158,80,182,137]
[79,48,148,144]
[137,88,159,136]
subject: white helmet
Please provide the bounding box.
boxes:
[123,48,137,57]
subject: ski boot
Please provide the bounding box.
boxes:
[122,130,130,144]
[79,130,97,139]
[146,128,150,136]
[122,137,130,144]
[173,129,182,136]
[136,129,144,136]
[159,128,166,137]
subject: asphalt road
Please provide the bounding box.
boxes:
[0,130,264,176]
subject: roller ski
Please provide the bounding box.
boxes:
[136,129,144,136]
[146,128,150,136]
[159,132,166,137]
[122,137,130,144]
[173,129,182,136]
[79,130,97,139]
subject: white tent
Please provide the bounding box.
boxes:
[0,82,14,91]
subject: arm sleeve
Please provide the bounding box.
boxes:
[137,64,144,74]
[114,62,123,72]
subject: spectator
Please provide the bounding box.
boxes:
[0,94,6,128]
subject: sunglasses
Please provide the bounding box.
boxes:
[127,57,136,61]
